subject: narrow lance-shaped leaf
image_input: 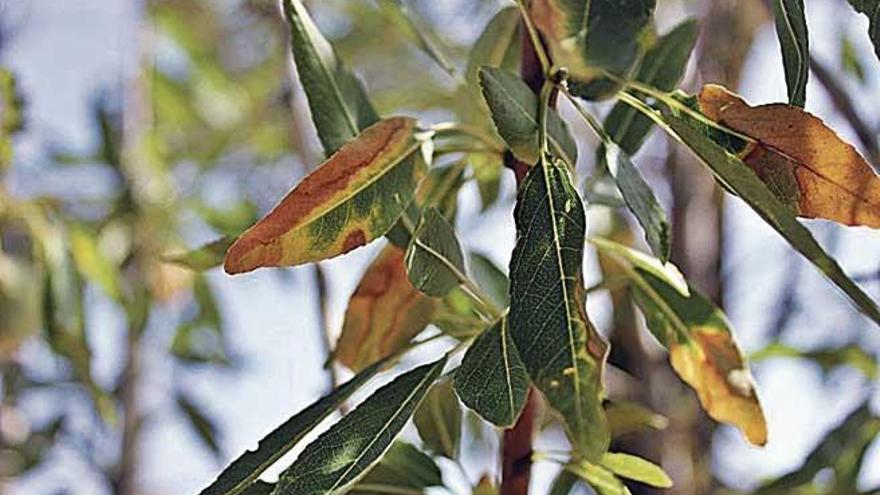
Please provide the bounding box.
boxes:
[699,84,880,227]
[413,380,461,459]
[283,0,379,155]
[349,441,443,495]
[479,67,579,167]
[377,0,455,76]
[273,356,447,495]
[454,316,529,427]
[163,236,233,272]
[509,155,610,459]
[177,392,221,458]
[771,0,809,107]
[750,342,878,379]
[405,207,467,297]
[591,237,767,446]
[335,244,436,372]
[199,360,385,495]
[600,452,672,489]
[224,117,424,274]
[468,252,510,307]
[603,19,699,154]
[466,7,521,86]
[657,93,880,326]
[845,0,880,62]
[565,461,630,495]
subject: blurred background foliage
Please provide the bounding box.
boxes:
[0,0,880,494]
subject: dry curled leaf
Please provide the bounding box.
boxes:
[224,117,422,274]
[699,84,880,228]
[335,244,437,371]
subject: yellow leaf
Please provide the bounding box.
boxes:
[698,84,880,228]
[335,244,437,371]
[224,117,423,274]
[669,328,768,446]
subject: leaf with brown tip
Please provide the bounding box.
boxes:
[698,84,880,228]
[335,244,437,372]
[224,117,424,274]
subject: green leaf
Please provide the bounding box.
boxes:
[454,316,529,427]
[603,142,670,262]
[478,67,578,166]
[603,19,699,154]
[509,155,609,460]
[466,7,521,86]
[590,237,767,446]
[350,441,443,494]
[163,236,233,272]
[606,401,668,437]
[413,380,461,459]
[468,252,510,307]
[750,342,878,379]
[600,452,672,488]
[757,402,880,493]
[68,224,121,303]
[846,0,880,62]
[198,360,384,495]
[771,0,809,107]
[548,469,581,495]
[377,0,455,76]
[273,357,446,495]
[405,207,467,297]
[241,481,275,495]
[177,392,221,458]
[282,0,379,155]
[565,461,631,495]
[660,102,880,327]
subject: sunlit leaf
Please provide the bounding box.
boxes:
[600,452,672,488]
[479,67,578,166]
[273,356,446,495]
[336,244,436,372]
[846,0,880,62]
[224,117,424,274]
[454,316,529,427]
[164,236,234,272]
[405,207,467,297]
[565,460,631,495]
[591,238,767,446]
[413,380,462,459]
[350,441,443,494]
[282,0,379,155]
[771,0,809,106]
[509,155,609,459]
[68,224,121,302]
[605,401,668,437]
[198,360,384,495]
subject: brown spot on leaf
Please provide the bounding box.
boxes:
[342,229,367,253]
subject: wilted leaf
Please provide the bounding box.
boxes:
[164,236,233,272]
[405,207,467,297]
[413,380,462,459]
[530,0,656,99]
[454,316,529,427]
[224,118,424,274]
[771,0,809,106]
[273,357,446,495]
[198,361,384,495]
[466,7,521,86]
[699,84,880,227]
[591,238,767,446]
[282,0,379,155]
[336,244,437,372]
[479,67,578,166]
[350,441,443,494]
[509,155,609,460]
[846,0,880,62]
[600,452,672,488]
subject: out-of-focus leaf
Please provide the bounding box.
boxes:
[405,207,467,297]
[479,67,578,166]
[606,401,668,437]
[600,452,672,488]
[0,69,24,169]
[377,0,455,76]
[548,469,580,495]
[840,35,867,83]
[509,155,609,460]
[350,441,443,494]
[0,254,42,357]
[473,475,498,495]
[658,93,880,326]
[164,237,234,272]
[603,19,699,154]
[757,402,880,493]
[68,224,121,302]
[224,118,424,274]
[750,342,878,379]
[591,238,767,446]
[466,7,521,86]
[198,201,259,237]
[413,380,462,459]
[282,0,379,155]
[846,0,880,62]
[433,288,489,339]
[455,316,529,427]
[471,153,504,210]
[198,360,384,495]
[177,392,221,457]
[565,460,630,495]
[530,0,656,99]
[336,244,436,372]
[699,84,880,227]
[771,0,809,106]
[468,252,509,307]
[273,356,446,494]
[172,276,229,365]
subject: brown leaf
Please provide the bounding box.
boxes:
[335,244,437,371]
[698,84,880,228]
